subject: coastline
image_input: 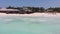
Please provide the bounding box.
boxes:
[0,13,60,17]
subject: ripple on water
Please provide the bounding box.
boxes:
[0,16,60,34]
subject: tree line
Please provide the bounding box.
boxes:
[6,6,60,14]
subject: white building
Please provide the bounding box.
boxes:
[0,8,20,14]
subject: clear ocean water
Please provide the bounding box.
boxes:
[0,16,60,34]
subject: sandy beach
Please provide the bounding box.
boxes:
[0,13,60,17]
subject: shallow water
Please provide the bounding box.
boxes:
[0,16,60,34]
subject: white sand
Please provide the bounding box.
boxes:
[0,13,60,17]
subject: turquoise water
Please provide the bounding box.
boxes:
[0,16,60,34]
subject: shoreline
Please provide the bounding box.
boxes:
[0,13,60,17]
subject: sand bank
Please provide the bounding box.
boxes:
[0,13,60,17]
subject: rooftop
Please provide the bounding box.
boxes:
[0,8,19,11]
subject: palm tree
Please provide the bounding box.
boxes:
[39,7,45,13]
[6,6,15,9]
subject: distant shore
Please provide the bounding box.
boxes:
[0,13,60,17]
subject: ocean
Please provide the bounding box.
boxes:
[0,16,60,34]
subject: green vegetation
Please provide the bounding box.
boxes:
[5,6,60,14]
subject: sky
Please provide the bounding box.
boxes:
[0,0,60,8]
